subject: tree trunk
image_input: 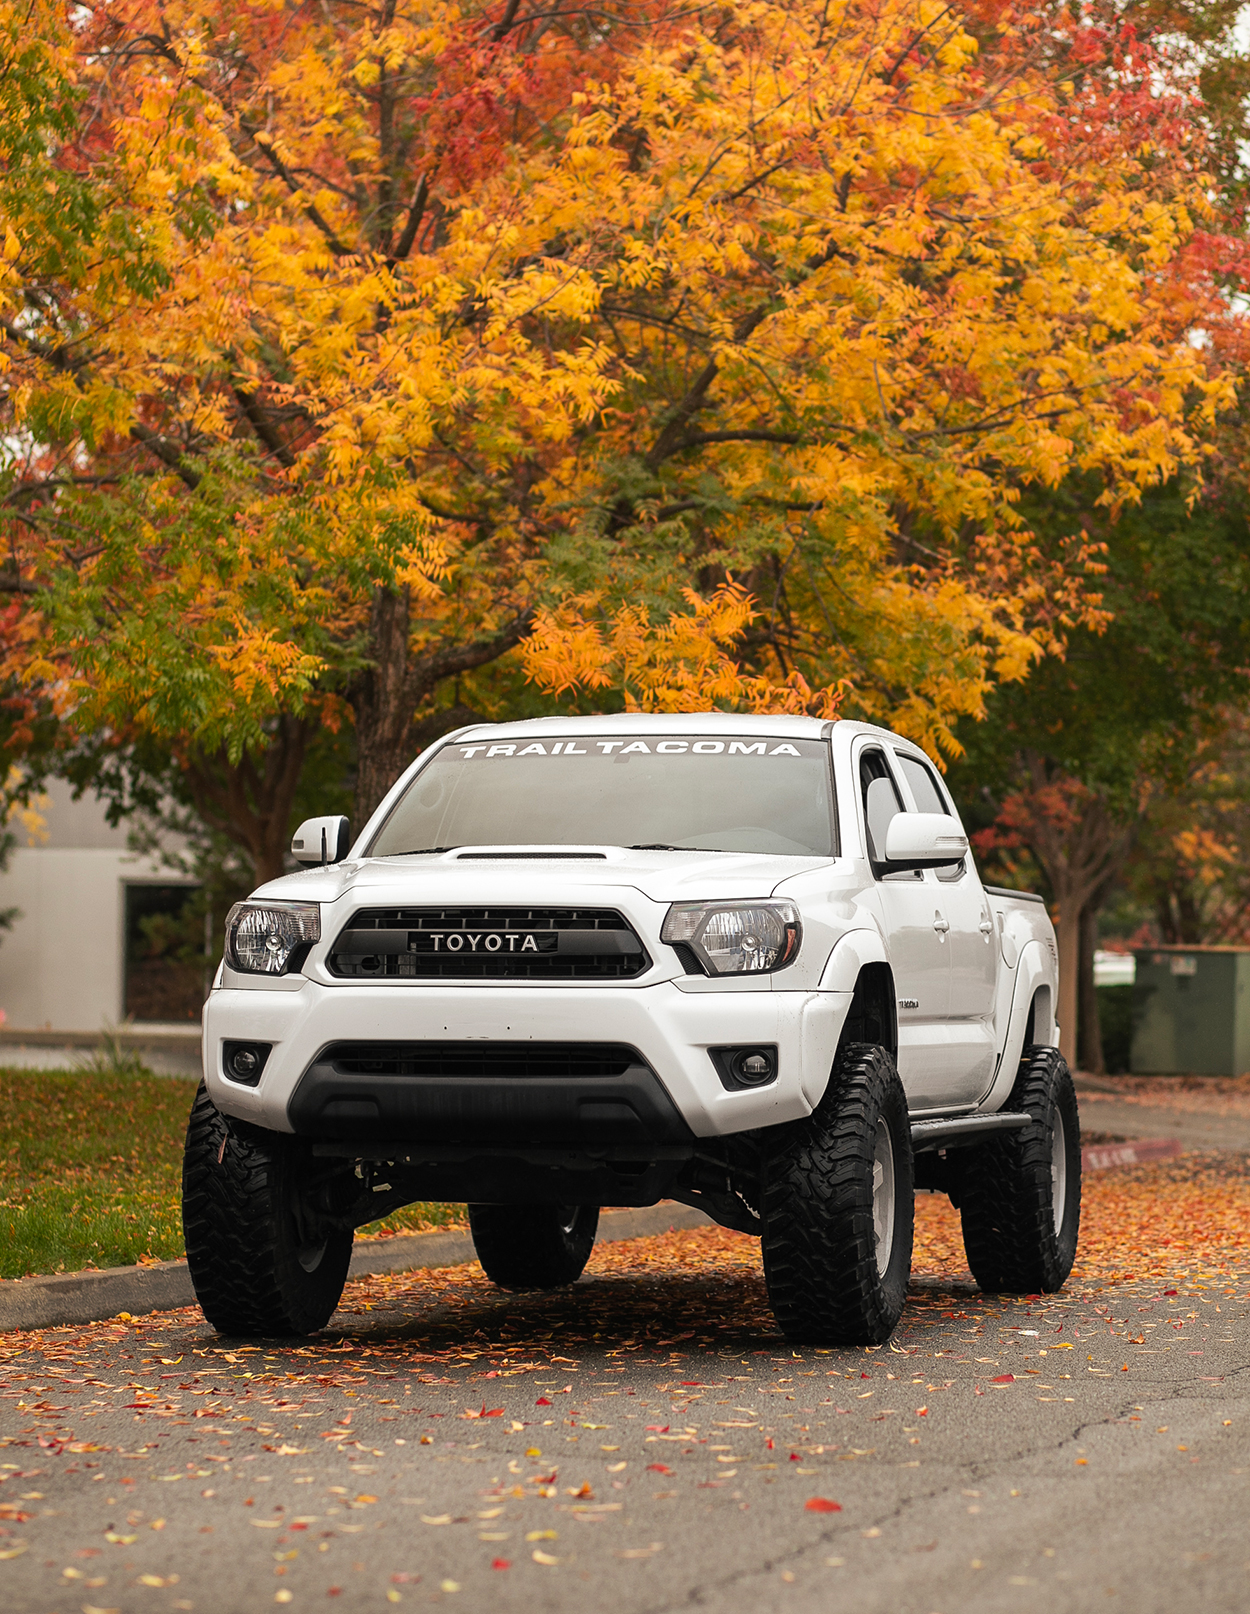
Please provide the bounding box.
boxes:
[1078,900,1104,1074]
[182,714,313,888]
[1054,892,1082,1069]
[348,584,534,828]
[1007,753,1136,1071]
[352,587,416,830]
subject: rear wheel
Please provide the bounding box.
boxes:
[182,1082,352,1336]
[468,1203,599,1289]
[956,1045,1081,1293]
[761,1042,914,1345]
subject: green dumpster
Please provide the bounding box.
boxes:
[1131,946,1250,1076]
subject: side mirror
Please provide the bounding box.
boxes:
[881,812,968,871]
[291,815,351,867]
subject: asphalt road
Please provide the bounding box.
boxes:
[2,1227,1248,1614]
[1073,1084,1250,1153]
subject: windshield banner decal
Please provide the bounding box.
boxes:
[457,739,805,758]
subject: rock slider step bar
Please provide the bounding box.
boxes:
[910,1112,1032,1153]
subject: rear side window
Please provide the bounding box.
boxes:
[896,754,947,815]
[895,752,965,881]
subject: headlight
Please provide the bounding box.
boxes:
[661,901,801,975]
[224,902,321,976]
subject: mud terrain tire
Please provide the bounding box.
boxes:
[956,1045,1081,1294]
[182,1082,352,1336]
[761,1042,914,1345]
[468,1203,599,1289]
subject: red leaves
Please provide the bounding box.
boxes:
[991,1375,1015,1384]
[492,1558,511,1570]
[805,1498,842,1513]
[645,1425,670,1433]
[916,1406,929,1417]
[461,1406,504,1419]
[535,1397,552,1406]
[788,1453,800,1462]
[646,1463,673,1475]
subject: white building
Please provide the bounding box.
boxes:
[0,778,199,1035]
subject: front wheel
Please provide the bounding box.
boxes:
[468,1203,599,1289]
[761,1042,914,1345]
[956,1045,1081,1294]
[182,1082,352,1336]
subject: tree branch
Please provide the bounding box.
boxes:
[129,424,200,491]
[407,610,535,703]
[675,429,801,451]
[389,174,429,263]
[0,316,90,377]
[490,0,524,41]
[234,386,295,468]
[249,129,352,257]
[643,304,774,471]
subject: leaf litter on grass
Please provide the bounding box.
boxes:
[0,1066,464,1279]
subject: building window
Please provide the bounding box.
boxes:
[124,884,203,1022]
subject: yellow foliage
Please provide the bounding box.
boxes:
[0,0,1232,764]
[522,583,848,718]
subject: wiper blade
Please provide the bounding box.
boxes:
[388,846,458,857]
[626,843,724,852]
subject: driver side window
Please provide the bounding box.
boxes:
[859,749,918,880]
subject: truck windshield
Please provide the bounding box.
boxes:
[369,735,837,858]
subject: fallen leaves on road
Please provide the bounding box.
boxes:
[0,1151,1245,1610]
[913,1151,1250,1289]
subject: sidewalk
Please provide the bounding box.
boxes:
[1074,1073,1250,1152]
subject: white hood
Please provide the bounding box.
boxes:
[252,845,834,909]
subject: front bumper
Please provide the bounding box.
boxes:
[202,978,851,1140]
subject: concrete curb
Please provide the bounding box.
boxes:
[1082,1136,1182,1172]
[0,1203,714,1335]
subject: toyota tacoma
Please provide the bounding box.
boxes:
[182,714,1079,1345]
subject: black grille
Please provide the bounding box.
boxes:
[327,907,650,980]
[316,1041,646,1079]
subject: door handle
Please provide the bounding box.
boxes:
[979,919,994,934]
[933,917,950,934]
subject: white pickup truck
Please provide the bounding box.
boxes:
[184,713,1080,1345]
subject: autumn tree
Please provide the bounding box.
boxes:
[1121,708,1250,949]
[951,475,1250,1069]
[0,0,1239,883]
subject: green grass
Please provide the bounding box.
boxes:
[0,1067,462,1280]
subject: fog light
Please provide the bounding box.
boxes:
[710,1044,779,1092]
[733,1048,775,1086]
[224,1040,271,1086]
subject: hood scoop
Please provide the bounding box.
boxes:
[453,848,609,861]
